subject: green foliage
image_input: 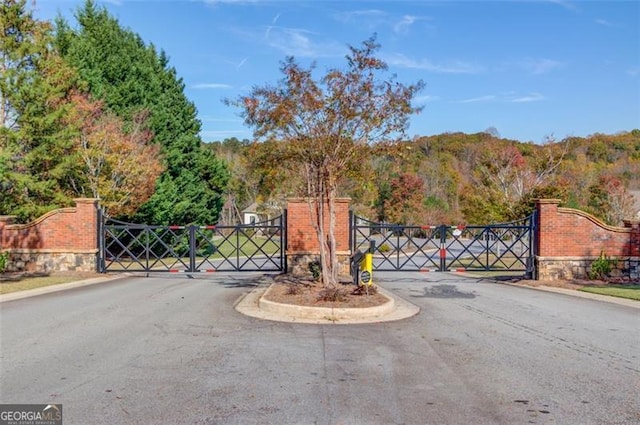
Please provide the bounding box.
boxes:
[308,261,322,281]
[588,252,614,280]
[378,243,391,253]
[0,252,8,273]
[55,0,229,224]
[0,0,81,220]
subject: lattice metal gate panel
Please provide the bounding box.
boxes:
[99,213,285,273]
[351,213,535,277]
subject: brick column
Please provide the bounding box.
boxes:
[286,198,351,276]
[72,198,100,251]
[535,199,561,257]
[623,220,640,256]
[0,216,17,249]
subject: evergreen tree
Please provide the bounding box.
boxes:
[1,0,81,220]
[56,0,228,223]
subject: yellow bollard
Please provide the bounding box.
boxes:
[360,251,373,286]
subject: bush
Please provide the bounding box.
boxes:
[317,287,348,303]
[308,261,321,281]
[589,252,613,280]
[0,252,8,273]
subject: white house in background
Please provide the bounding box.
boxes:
[242,202,261,225]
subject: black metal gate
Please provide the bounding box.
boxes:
[351,213,536,277]
[98,211,286,273]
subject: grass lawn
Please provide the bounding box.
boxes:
[0,273,102,295]
[207,234,280,259]
[578,285,640,301]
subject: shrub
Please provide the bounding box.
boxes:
[589,252,613,280]
[317,287,348,303]
[0,252,8,273]
[308,261,321,281]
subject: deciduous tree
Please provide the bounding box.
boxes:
[229,37,423,286]
[65,92,164,216]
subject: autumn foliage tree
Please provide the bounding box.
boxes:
[587,175,636,226]
[65,93,163,216]
[384,173,427,225]
[229,37,423,287]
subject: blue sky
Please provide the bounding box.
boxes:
[34,0,639,144]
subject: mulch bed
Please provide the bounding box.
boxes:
[263,274,389,308]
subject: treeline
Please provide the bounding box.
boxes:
[208,130,640,226]
[1,0,228,223]
[3,0,638,228]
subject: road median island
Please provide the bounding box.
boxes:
[235,283,420,324]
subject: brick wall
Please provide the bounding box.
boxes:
[286,198,351,275]
[535,199,639,280]
[0,199,99,272]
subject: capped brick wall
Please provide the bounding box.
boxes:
[0,198,99,272]
[535,199,639,280]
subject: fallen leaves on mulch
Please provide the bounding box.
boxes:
[263,274,388,308]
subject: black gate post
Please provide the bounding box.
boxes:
[526,211,537,279]
[97,207,104,273]
[439,225,447,271]
[189,225,197,273]
[283,209,288,273]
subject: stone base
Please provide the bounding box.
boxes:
[536,256,640,280]
[286,252,351,278]
[1,250,97,273]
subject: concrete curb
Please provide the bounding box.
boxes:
[501,281,640,309]
[235,284,420,324]
[0,274,129,303]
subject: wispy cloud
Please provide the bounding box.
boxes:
[385,53,482,74]
[393,15,417,34]
[393,15,433,34]
[414,94,439,104]
[595,18,615,27]
[192,83,233,89]
[519,58,565,75]
[546,0,579,12]
[266,27,345,58]
[456,92,545,103]
[333,9,387,25]
[627,67,640,77]
[512,93,546,103]
[458,95,497,104]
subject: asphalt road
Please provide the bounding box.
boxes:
[1,272,638,425]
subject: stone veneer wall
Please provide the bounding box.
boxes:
[286,198,351,276]
[535,199,639,280]
[0,199,99,273]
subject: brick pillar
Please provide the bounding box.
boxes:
[72,198,100,251]
[535,199,561,257]
[0,216,17,249]
[623,220,640,256]
[286,197,351,276]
